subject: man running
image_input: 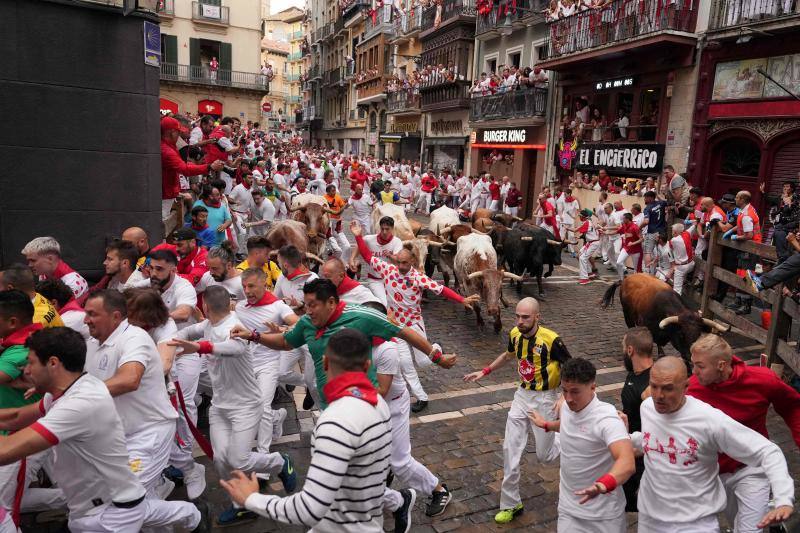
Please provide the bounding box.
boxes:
[22,237,88,300]
[351,216,403,306]
[463,297,569,524]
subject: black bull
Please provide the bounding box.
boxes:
[497,225,565,297]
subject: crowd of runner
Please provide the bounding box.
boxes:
[0,113,796,533]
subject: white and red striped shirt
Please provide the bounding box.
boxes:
[670,232,694,265]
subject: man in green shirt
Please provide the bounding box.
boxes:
[0,290,42,412]
[231,278,455,408]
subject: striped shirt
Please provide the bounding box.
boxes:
[507,325,571,391]
[245,395,392,532]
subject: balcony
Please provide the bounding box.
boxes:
[157,0,175,17]
[293,30,304,39]
[469,86,548,122]
[387,91,421,114]
[308,65,322,80]
[356,75,388,104]
[312,22,332,43]
[391,8,423,42]
[326,65,355,86]
[476,0,548,39]
[191,1,229,25]
[709,0,800,32]
[334,16,346,35]
[287,95,302,103]
[342,0,370,21]
[420,80,470,111]
[286,73,301,81]
[288,51,303,61]
[540,0,696,67]
[364,5,394,41]
[160,63,269,91]
[421,0,476,37]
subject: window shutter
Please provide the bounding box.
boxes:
[219,42,232,85]
[163,34,178,65]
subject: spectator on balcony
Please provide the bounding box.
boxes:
[531,67,549,87]
[590,108,606,142]
[575,97,590,124]
[611,109,629,140]
[209,56,219,81]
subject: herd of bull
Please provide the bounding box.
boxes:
[264,193,731,363]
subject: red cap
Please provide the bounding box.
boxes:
[161,116,181,133]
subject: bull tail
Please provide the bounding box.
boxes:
[600,281,621,309]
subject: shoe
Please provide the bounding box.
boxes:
[745,270,763,292]
[410,400,428,413]
[191,499,211,533]
[217,506,257,527]
[272,408,287,441]
[494,503,524,524]
[278,452,297,493]
[163,465,185,484]
[426,484,452,517]
[154,477,175,499]
[303,390,315,410]
[394,488,416,533]
[184,463,207,500]
[578,279,590,285]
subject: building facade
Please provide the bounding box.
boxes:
[263,6,307,136]
[261,38,291,133]
[158,0,268,121]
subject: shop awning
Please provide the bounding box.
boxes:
[198,99,223,116]
[471,143,546,150]
[380,134,402,143]
[159,98,179,114]
[424,137,468,146]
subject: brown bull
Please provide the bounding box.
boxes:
[290,194,329,260]
[266,220,324,265]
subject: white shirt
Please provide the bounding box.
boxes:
[633,212,645,228]
[338,282,381,306]
[235,297,296,366]
[149,318,178,345]
[229,184,254,214]
[608,208,629,235]
[670,234,692,265]
[61,309,90,340]
[373,340,406,401]
[189,126,204,145]
[348,195,374,221]
[398,182,414,199]
[177,314,261,410]
[250,200,276,235]
[558,395,629,520]
[34,374,145,518]
[273,270,318,303]
[160,275,197,330]
[195,271,246,302]
[108,269,147,292]
[85,320,177,436]
[362,235,403,279]
[635,396,795,523]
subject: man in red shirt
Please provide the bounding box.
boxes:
[173,228,209,286]
[535,194,560,240]
[504,182,522,218]
[416,173,438,215]
[688,334,800,532]
[161,117,222,224]
[615,212,642,282]
[488,176,501,213]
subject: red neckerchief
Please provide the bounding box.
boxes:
[204,199,222,209]
[336,275,360,296]
[322,371,378,406]
[372,337,385,347]
[286,266,310,280]
[615,206,624,211]
[296,186,306,193]
[565,195,575,202]
[242,180,252,190]
[52,260,75,278]
[351,192,362,200]
[246,291,279,307]
[2,323,43,348]
[314,300,347,339]
[59,299,83,314]
[376,233,393,246]
[191,223,209,231]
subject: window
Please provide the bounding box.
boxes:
[720,139,761,177]
[535,44,548,62]
[639,88,661,142]
[486,57,497,75]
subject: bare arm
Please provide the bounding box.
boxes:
[377,374,393,398]
[463,351,513,382]
[396,327,456,368]
[0,428,52,467]
[170,304,194,322]
[0,402,44,433]
[573,439,636,503]
[104,362,145,397]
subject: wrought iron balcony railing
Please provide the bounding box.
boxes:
[421,0,476,34]
[469,86,548,122]
[157,0,175,17]
[160,62,269,91]
[420,80,471,111]
[387,90,421,113]
[191,1,229,25]
[544,0,695,59]
[364,5,394,40]
[709,0,800,30]
[476,0,548,36]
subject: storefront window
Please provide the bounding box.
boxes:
[720,138,761,177]
[639,88,660,142]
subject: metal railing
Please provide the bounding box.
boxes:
[388,90,421,112]
[422,0,476,33]
[286,73,302,81]
[476,0,548,35]
[341,0,370,18]
[545,0,695,59]
[288,51,303,61]
[709,0,800,30]
[393,7,423,35]
[308,65,321,79]
[293,30,304,39]
[157,0,175,16]
[364,5,393,40]
[469,86,548,122]
[418,70,468,89]
[420,80,471,111]
[334,16,345,34]
[160,63,269,91]
[287,95,302,103]
[191,1,229,24]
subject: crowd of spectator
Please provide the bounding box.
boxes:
[470,65,548,97]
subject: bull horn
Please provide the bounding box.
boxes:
[473,228,490,235]
[521,236,533,241]
[513,216,523,221]
[427,241,444,247]
[701,318,730,333]
[659,316,680,329]
[468,271,485,280]
[443,239,456,246]
[440,226,453,236]
[305,252,324,264]
[401,239,413,245]
[503,272,523,281]
[289,205,305,212]
[546,239,561,246]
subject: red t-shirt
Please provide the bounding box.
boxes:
[619,222,642,254]
[489,182,501,200]
[421,176,438,193]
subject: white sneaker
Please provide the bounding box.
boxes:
[154,477,175,499]
[273,408,287,441]
[184,462,207,500]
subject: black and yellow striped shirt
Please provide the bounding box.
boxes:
[507,325,570,391]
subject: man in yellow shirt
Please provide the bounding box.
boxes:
[236,235,282,290]
[0,265,63,328]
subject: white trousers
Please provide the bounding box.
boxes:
[68,497,200,533]
[721,466,771,533]
[505,206,519,217]
[354,216,372,234]
[0,449,65,512]
[397,333,428,402]
[500,388,560,509]
[672,262,695,296]
[616,249,640,282]
[0,511,12,533]
[277,348,321,408]
[579,241,600,280]
[169,354,203,472]
[389,391,438,494]
[469,197,483,214]
[638,513,719,532]
[126,421,175,495]
[327,227,351,262]
[161,199,175,222]
[367,278,387,306]
[489,199,500,212]
[209,405,285,483]
[557,513,626,533]
[416,191,432,213]
[255,359,281,454]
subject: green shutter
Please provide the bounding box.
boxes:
[219,42,232,85]
[163,34,178,65]
[189,37,200,79]
[202,0,221,5]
